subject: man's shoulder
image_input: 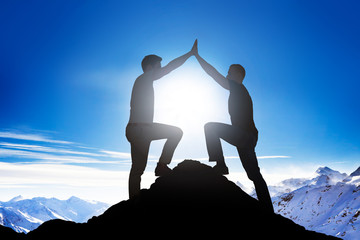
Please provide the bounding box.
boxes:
[135,73,145,82]
[230,81,247,92]
[134,73,150,85]
[238,83,251,95]
[135,71,157,82]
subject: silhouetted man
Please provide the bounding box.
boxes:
[126,41,197,198]
[194,41,274,212]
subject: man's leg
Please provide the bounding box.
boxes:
[204,122,248,174]
[204,122,273,212]
[158,125,183,165]
[145,123,183,176]
[204,122,226,163]
[238,148,274,213]
[128,140,150,199]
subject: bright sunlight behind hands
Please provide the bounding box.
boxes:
[154,65,229,144]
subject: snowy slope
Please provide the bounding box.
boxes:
[244,167,348,198]
[0,196,109,233]
[267,177,313,197]
[272,166,360,240]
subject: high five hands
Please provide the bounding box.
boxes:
[189,39,230,90]
[190,39,198,56]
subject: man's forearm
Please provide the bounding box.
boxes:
[195,54,216,76]
[153,51,192,80]
[166,51,192,70]
[195,54,229,89]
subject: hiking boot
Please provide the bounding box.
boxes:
[213,164,229,175]
[155,163,172,176]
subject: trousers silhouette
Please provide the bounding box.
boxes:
[204,122,273,212]
[126,123,183,198]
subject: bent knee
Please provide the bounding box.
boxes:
[204,122,218,132]
[173,127,183,140]
[177,127,183,137]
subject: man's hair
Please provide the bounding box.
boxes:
[230,64,246,80]
[141,55,162,72]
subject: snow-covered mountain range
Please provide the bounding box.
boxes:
[268,166,360,240]
[2,166,359,239]
[0,196,109,233]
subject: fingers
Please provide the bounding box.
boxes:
[191,39,198,56]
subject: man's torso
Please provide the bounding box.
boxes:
[128,74,154,123]
[228,80,258,136]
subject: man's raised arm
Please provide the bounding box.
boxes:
[154,40,197,80]
[195,50,229,90]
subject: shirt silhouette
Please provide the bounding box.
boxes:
[126,41,197,198]
[194,41,274,212]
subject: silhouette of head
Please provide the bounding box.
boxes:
[141,55,162,72]
[227,64,246,83]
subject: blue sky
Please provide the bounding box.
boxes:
[1,0,359,203]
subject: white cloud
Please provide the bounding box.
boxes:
[0,129,135,203]
[224,155,291,160]
[0,162,125,187]
[0,142,104,157]
[100,150,132,159]
[0,129,299,203]
[0,162,131,204]
[257,155,291,159]
[0,130,133,165]
[0,148,123,164]
[0,131,73,144]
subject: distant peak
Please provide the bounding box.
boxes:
[67,196,81,201]
[9,195,24,202]
[67,196,98,204]
[316,166,335,175]
[314,166,348,185]
[350,167,360,177]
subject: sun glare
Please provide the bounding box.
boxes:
[154,66,229,138]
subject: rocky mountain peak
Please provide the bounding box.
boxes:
[9,195,24,202]
[350,166,360,177]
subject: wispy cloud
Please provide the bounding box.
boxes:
[224,155,291,160]
[0,161,126,187]
[0,130,132,165]
[0,161,132,203]
[0,143,103,157]
[0,142,132,160]
[0,129,295,203]
[0,129,136,203]
[0,148,118,164]
[257,156,291,159]
[99,150,131,159]
[149,155,291,163]
[0,131,73,144]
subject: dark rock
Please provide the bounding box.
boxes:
[0,224,25,240]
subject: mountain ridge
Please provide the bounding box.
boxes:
[272,165,360,239]
[1,160,347,239]
[253,166,351,198]
[350,166,360,177]
[0,196,109,234]
[25,160,338,240]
